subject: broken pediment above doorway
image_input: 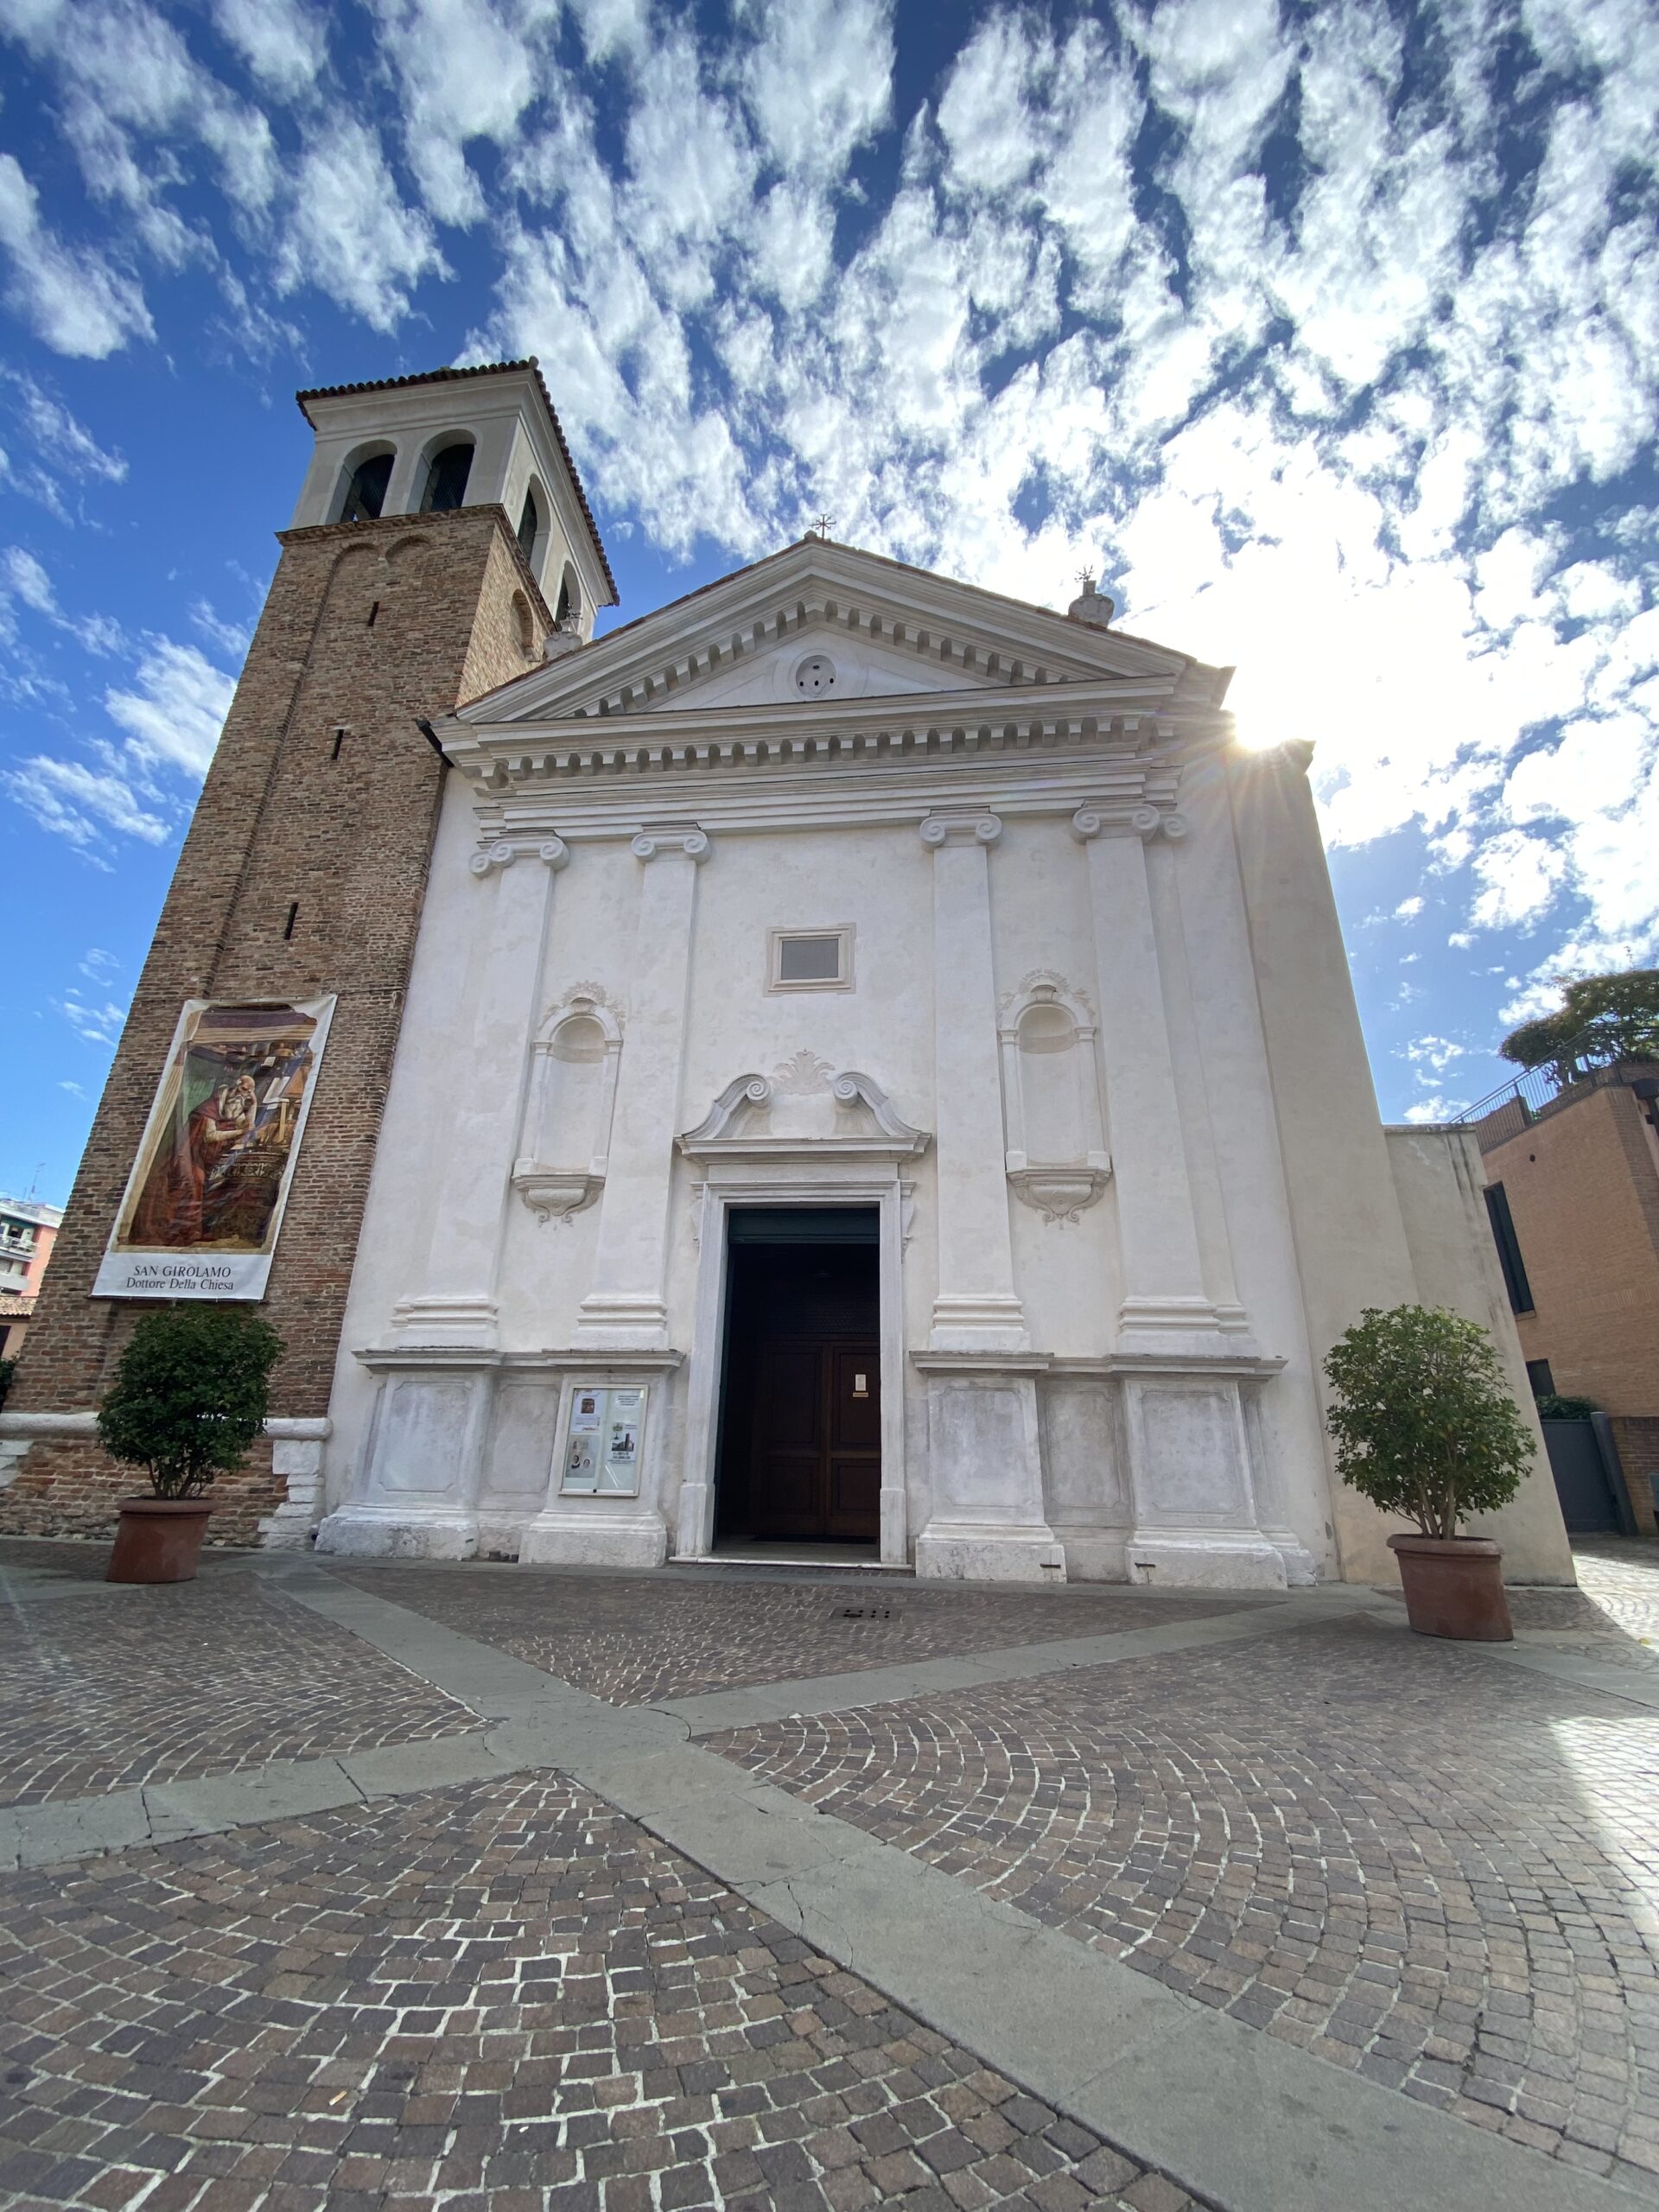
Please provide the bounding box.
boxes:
[678,1060,931,1164]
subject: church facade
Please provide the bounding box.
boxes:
[0,363,1573,1587]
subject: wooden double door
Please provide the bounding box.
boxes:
[716,1235,881,1547]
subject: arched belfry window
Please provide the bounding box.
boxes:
[421,442,474,512]
[338,449,392,523]
[555,563,581,628]
[517,484,541,563]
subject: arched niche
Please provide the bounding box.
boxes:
[512,988,622,1223]
[554,561,582,632]
[997,973,1112,1224]
[333,442,396,523]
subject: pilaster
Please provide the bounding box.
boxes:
[577,827,711,1345]
[1071,805,1226,1352]
[391,836,569,1347]
[920,813,1027,1352]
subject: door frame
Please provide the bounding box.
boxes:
[675,1166,907,1565]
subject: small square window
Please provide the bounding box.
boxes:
[769,925,854,992]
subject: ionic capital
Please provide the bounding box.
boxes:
[919,812,1001,850]
[470,836,570,877]
[1070,804,1176,844]
[632,827,712,863]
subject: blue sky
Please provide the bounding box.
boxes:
[2,0,1656,1208]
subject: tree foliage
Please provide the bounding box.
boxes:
[97,1305,283,1499]
[1500,968,1659,1077]
[0,1357,14,1413]
[1323,1305,1534,1540]
[1535,1391,1599,1421]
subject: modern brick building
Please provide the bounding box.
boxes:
[1473,1060,1659,1530]
[0,359,1573,1586]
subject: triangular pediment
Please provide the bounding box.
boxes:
[456,538,1224,729]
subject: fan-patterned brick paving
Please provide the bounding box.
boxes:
[0,1772,1180,2211]
[711,1613,1659,2195]
[0,1567,480,1807]
[334,1561,1264,1705]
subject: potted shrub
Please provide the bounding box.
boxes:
[98,1304,283,1584]
[1324,1304,1535,1640]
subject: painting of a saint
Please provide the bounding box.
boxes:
[98,998,335,1299]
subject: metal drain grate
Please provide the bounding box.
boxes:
[833,1604,896,1621]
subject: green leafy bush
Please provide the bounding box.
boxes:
[1323,1305,1534,1541]
[1500,968,1659,1079]
[0,1356,15,1412]
[1535,1391,1599,1421]
[97,1305,283,1499]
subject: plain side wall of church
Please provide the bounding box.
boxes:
[1226,742,1572,1586]
[1385,1127,1574,1582]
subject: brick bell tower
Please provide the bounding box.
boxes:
[1,361,617,1542]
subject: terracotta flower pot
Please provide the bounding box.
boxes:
[106,1496,213,1584]
[1388,1533,1512,1641]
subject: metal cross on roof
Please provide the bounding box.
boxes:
[814,512,836,538]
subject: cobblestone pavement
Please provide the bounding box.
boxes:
[1503,1542,1659,1671]
[0,1770,1178,2212]
[0,1571,480,1807]
[334,1562,1264,1706]
[711,1611,1659,2195]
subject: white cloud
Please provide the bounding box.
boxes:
[189,598,252,660]
[2,0,1657,986]
[3,753,168,849]
[0,153,153,356]
[1,371,127,483]
[211,0,327,97]
[57,988,126,1045]
[274,121,448,330]
[2,545,124,652]
[372,0,540,226]
[104,639,234,778]
[1407,1034,1467,1075]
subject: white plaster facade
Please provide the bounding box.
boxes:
[313,533,1574,1589]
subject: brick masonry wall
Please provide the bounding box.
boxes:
[1488,1082,1659,1414]
[1610,1416,1659,1538]
[2,504,549,1535]
[0,1439,279,1546]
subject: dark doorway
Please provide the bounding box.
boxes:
[715,1209,880,1548]
[1541,1419,1624,1535]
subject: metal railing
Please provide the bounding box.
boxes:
[1456,1026,1659,1151]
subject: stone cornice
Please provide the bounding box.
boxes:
[464,750,1187,847]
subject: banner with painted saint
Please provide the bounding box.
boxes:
[93,997,336,1300]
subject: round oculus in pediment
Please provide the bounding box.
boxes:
[793,652,836,696]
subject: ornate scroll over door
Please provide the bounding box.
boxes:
[749,1334,880,1542]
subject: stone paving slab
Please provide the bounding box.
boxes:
[0,1569,482,1807]
[0,1770,1173,2212]
[331,1560,1269,1705]
[710,1611,1659,2196]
